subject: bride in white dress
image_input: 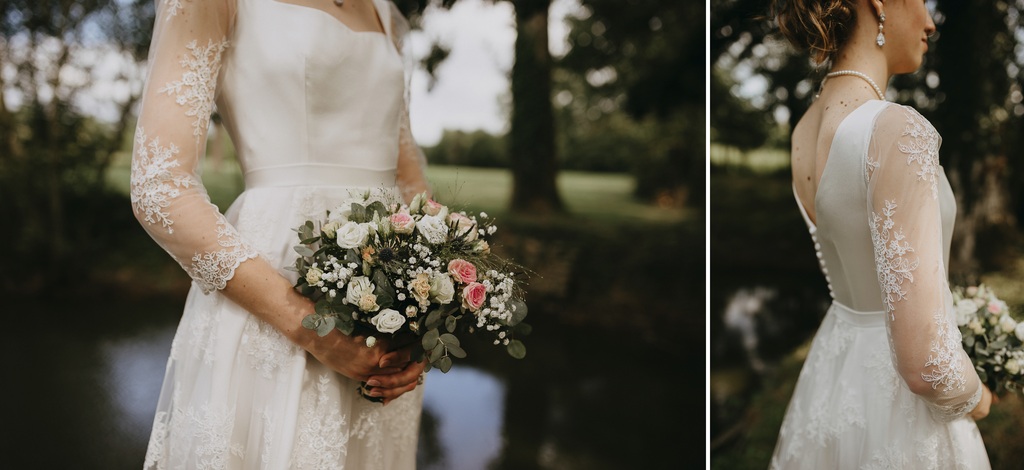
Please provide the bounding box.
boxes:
[132,0,431,467]
[769,0,995,468]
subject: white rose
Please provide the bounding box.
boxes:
[1006,359,1021,375]
[955,300,977,326]
[305,267,323,285]
[1000,314,1018,334]
[1015,323,1024,342]
[321,221,341,239]
[429,273,455,304]
[335,221,369,248]
[345,276,375,306]
[416,214,449,244]
[371,308,406,334]
[328,202,355,223]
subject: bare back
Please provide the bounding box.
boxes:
[791,80,880,224]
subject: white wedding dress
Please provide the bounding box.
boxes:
[132,1,427,468]
[770,100,991,469]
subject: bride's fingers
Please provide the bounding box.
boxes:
[378,346,413,368]
[366,360,424,389]
[381,381,420,406]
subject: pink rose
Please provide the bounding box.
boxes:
[423,199,444,216]
[448,259,478,284]
[461,282,487,311]
[447,212,478,241]
[390,212,416,234]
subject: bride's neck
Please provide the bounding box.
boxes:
[830,44,891,96]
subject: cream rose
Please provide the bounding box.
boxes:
[370,308,406,334]
[447,259,478,284]
[390,212,416,235]
[1016,323,1024,342]
[416,214,449,244]
[405,305,419,318]
[429,273,455,304]
[358,293,379,312]
[447,212,478,241]
[461,282,487,312]
[968,318,985,336]
[472,240,490,254]
[1006,359,1022,376]
[335,221,369,248]
[305,267,323,286]
[409,273,432,305]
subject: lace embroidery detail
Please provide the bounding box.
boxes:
[159,38,230,141]
[870,200,920,317]
[165,0,185,19]
[187,220,259,294]
[130,127,198,234]
[293,374,350,469]
[921,310,968,393]
[144,411,170,469]
[929,383,983,422]
[242,315,299,379]
[898,108,942,199]
[863,443,907,470]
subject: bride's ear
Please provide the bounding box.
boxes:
[868,0,885,19]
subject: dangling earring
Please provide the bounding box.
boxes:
[876,12,886,47]
[334,0,345,6]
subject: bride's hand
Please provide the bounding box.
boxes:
[968,384,995,421]
[364,354,427,406]
[303,330,403,382]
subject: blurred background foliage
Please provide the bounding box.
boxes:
[712,0,1024,468]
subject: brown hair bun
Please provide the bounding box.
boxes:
[771,0,858,64]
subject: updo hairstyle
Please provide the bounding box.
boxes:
[771,0,859,64]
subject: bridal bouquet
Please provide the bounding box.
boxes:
[289,191,529,384]
[954,284,1024,395]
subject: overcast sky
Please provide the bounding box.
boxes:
[407,0,581,146]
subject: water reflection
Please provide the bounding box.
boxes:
[421,367,506,470]
[4,296,685,468]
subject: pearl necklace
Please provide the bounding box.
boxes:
[822,70,885,101]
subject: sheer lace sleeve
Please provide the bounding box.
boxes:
[866,104,983,421]
[388,1,430,202]
[130,0,256,294]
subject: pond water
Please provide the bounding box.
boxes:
[2,295,691,469]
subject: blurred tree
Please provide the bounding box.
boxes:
[395,0,565,214]
[0,0,155,290]
[559,0,705,207]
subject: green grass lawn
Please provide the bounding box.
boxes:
[107,153,689,225]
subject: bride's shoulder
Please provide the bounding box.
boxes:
[871,102,939,142]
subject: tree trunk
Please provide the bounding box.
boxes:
[509,0,563,214]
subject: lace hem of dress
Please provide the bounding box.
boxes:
[928,382,983,422]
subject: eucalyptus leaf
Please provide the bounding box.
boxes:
[294,245,315,257]
[337,321,354,336]
[506,299,528,325]
[447,344,467,359]
[300,236,321,245]
[315,300,332,316]
[351,203,367,222]
[304,220,315,231]
[964,335,975,348]
[507,340,526,359]
[437,356,453,373]
[439,333,460,347]
[301,314,320,330]
[422,329,439,350]
[316,316,336,337]
[430,343,445,362]
[425,310,443,330]
[366,201,388,218]
[445,315,457,332]
[514,322,533,336]
[372,269,396,297]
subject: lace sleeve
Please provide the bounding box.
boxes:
[130,0,256,294]
[388,1,430,202]
[866,104,983,421]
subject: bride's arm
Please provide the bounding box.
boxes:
[866,105,985,421]
[130,0,401,382]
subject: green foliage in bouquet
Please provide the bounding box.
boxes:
[954,285,1024,396]
[288,191,530,375]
